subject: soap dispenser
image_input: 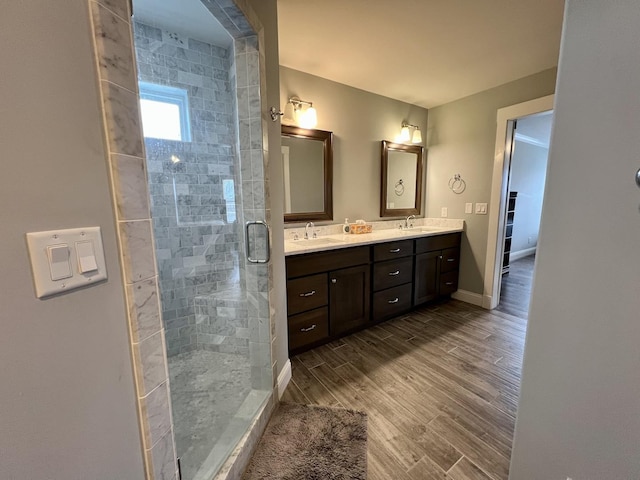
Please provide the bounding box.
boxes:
[343,218,350,234]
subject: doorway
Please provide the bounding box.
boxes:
[495,112,552,317]
[483,95,554,311]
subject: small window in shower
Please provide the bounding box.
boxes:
[139,82,191,142]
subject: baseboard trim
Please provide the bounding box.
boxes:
[510,247,536,261]
[277,359,292,399]
[451,289,484,306]
[482,294,495,310]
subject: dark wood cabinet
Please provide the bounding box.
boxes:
[329,264,370,336]
[286,246,370,353]
[413,233,461,306]
[372,241,414,320]
[285,232,462,355]
[414,250,440,304]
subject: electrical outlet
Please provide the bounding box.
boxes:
[475,203,488,214]
[441,207,448,217]
[465,203,473,214]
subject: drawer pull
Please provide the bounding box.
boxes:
[389,248,401,253]
[331,278,337,284]
[445,282,454,286]
[439,255,443,259]
[388,270,400,276]
[388,298,399,304]
[299,290,316,297]
[447,258,456,262]
[300,324,317,332]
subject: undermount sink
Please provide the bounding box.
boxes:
[401,226,445,234]
[291,237,344,246]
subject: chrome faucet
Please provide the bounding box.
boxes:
[405,215,416,229]
[304,222,316,239]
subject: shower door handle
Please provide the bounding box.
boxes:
[245,221,271,264]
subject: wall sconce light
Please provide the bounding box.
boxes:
[400,122,423,144]
[289,96,317,128]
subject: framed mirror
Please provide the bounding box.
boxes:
[380,140,424,217]
[281,125,333,223]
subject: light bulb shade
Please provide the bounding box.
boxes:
[400,126,411,142]
[300,106,317,128]
[283,102,295,123]
[412,128,422,144]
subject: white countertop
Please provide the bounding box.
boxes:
[284,220,464,256]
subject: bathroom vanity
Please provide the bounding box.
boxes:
[284,226,462,355]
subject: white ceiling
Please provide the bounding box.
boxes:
[133,0,232,46]
[277,0,565,108]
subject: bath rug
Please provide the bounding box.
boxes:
[242,402,367,479]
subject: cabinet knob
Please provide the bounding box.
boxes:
[331,278,337,284]
[439,255,443,259]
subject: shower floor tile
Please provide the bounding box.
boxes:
[168,350,252,480]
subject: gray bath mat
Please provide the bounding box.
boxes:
[242,402,367,480]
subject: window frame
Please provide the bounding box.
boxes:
[138,81,192,142]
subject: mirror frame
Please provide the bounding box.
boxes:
[281,125,333,223]
[380,140,424,217]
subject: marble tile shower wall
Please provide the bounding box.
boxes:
[133,22,246,356]
[90,0,275,478]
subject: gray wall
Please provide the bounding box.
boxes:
[426,68,557,294]
[0,1,145,479]
[280,66,429,224]
[509,140,548,254]
[510,1,640,478]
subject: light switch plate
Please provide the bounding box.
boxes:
[465,203,473,214]
[475,203,488,214]
[26,227,108,298]
[441,207,448,217]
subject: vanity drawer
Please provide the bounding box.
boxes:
[372,283,413,320]
[415,233,461,254]
[440,271,459,295]
[373,257,414,291]
[440,247,460,273]
[288,307,329,351]
[287,273,328,315]
[286,246,370,279]
[373,240,414,262]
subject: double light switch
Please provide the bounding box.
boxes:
[26,227,107,298]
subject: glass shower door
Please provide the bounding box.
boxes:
[131,1,273,478]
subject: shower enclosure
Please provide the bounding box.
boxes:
[131,1,273,478]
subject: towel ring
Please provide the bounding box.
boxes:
[394,179,405,196]
[448,174,466,194]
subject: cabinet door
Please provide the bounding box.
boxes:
[414,251,440,305]
[329,264,371,336]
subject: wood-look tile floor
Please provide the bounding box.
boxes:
[282,295,529,480]
[496,254,535,318]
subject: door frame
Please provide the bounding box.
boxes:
[482,94,555,309]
